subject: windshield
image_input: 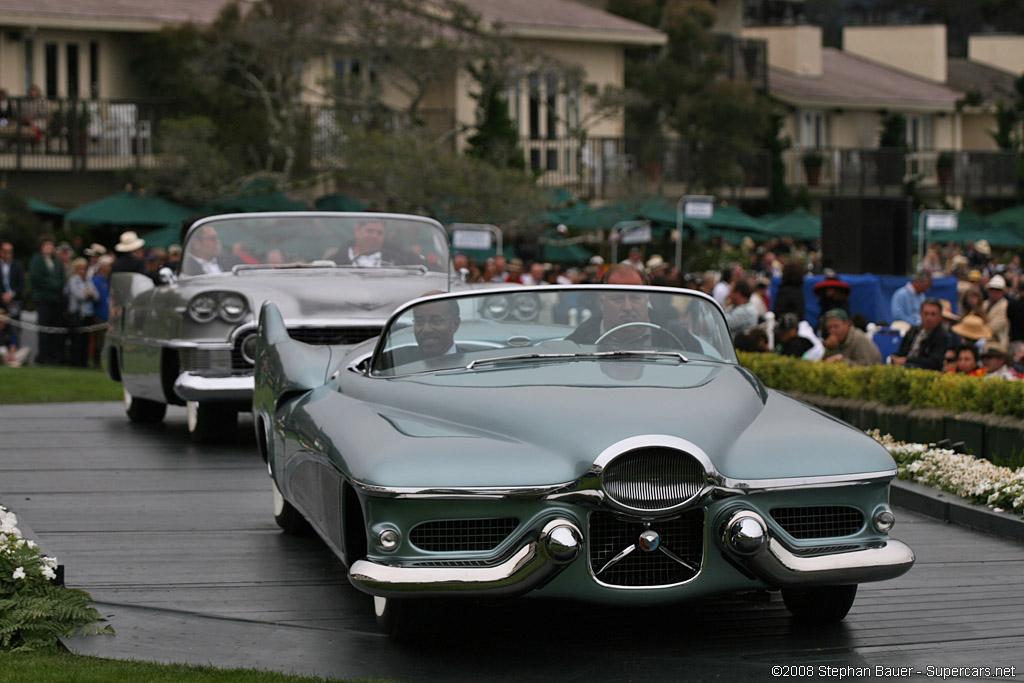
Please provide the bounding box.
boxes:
[371,286,737,376]
[180,213,449,277]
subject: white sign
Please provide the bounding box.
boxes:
[621,224,653,245]
[684,201,714,219]
[452,229,493,250]
[925,213,958,231]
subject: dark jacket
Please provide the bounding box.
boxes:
[772,284,805,320]
[894,324,949,371]
[331,242,405,266]
[28,253,65,305]
[111,253,147,276]
[1,258,25,310]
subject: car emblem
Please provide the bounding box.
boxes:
[638,529,660,552]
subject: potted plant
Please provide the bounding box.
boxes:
[937,152,954,188]
[801,149,824,186]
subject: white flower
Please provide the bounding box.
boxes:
[41,565,56,581]
[42,556,58,569]
[12,566,26,580]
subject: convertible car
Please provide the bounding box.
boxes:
[104,212,453,441]
[254,286,915,638]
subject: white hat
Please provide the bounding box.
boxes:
[589,255,604,266]
[987,274,1006,290]
[115,231,145,253]
[645,254,665,271]
[975,239,991,256]
[85,242,108,256]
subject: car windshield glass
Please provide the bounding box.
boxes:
[180,214,449,277]
[371,287,737,376]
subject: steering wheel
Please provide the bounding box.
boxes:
[594,322,685,349]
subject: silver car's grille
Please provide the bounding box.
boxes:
[770,506,865,539]
[589,510,704,587]
[601,448,708,511]
[409,518,520,552]
[288,326,381,346]
[178,348,232,372]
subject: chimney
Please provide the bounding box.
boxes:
[742,25,823,77]
[843,25,947,83]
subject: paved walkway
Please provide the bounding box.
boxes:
[3,402,1024,681]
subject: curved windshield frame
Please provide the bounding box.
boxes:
[370,285,737,377]
[180,212,450,277]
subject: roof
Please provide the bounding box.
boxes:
[947,58,1019,106]
[0,0,665,45]
[769,48,962,112]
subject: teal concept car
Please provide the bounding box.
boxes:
[103,212,454,442]
[254,286,915,638]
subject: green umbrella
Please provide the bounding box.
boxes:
[137,224,183,249]
[683,204,771,242]
[537,231,594,264]
[760,208,821,241]
[0,189,66,217]
[315,194,369,212]
[986,204,1024,239]
[65,190,194,227]
[913,209,1024,249]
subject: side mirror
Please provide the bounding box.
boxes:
[158,266,177,285]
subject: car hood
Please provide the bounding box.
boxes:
[306,361,893,488]
[185,268,452,322]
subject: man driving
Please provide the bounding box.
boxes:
[183,225,227,276]
[412,297,461,358]
[335,219,403,266]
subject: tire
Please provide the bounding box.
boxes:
[373,596,429,641]
[186,401,238,444]
[123,387,167,424]
[782,584,858,623]
[272,476,313,536]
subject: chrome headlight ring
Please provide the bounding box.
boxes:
[187,291,249,324]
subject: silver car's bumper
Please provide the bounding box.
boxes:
[173,372,254,402]
[719,510,915,587]
[348,519,583,599]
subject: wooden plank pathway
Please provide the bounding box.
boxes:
[2,402,1023,682]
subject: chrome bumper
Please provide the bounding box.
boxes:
[348,519,583,599]
[173,372,255,402]
[720,510,915,587]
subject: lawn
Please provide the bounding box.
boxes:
[0,650,386,682]
[0,366,123,404]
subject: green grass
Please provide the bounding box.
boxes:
[0,651,392,682]
[0,366,123,404]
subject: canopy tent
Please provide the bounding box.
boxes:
[453,245,518,262]
[0,189,66,217]
[536,231,595,264]
[65,191,194,228]
[136,224,182,249]
[210,191,308,214]
[314,194,370,212]
[759,208,822,241]
[682,204,772,244]
[914,209,1024,249]
[985,204,1024,236]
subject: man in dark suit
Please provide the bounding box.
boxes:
[890,299,949,371]
[182,224,228,276]
[1,241,26,360]
[333,219,404,266]
[387,296,462,369]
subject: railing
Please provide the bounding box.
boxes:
[715,35,769,92]
[0,96,186,172]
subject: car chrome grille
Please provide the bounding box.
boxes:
[409,518,520,552]
[770,506,865,539]
[287,326,381,346]
[601,448,708,511]
[589,510,704,587]
[178,348,232,372]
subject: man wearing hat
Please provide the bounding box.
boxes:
[84,243,107,279]
[822,308,882,366]
[111,231,147,276]
[983,274,1010,348]
[981,342,1020,380]
[891,299,949,371]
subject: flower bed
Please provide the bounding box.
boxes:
[1,505,112,650]
[871,431,1024,517]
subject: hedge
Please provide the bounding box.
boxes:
[738,352,1024,419]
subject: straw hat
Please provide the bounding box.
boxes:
[645,254,665,271]
[939,300,960,322]
[115,231,145,253]
[975,239,991,256]
[967,269,983,282]
[952,314,993,341]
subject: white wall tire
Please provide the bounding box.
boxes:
[123,387,166,423]
[272,475,312,536]
[187,401,237,444]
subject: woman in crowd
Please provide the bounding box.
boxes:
[65,257,99,367]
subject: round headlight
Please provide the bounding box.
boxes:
[484,295,510,320]
[378,528,400,551]
[873,509,896,532]
[188,295,218,323]
[219,294,248,323]
[512,294,540,321]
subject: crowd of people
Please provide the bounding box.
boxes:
[4,220,1024,381]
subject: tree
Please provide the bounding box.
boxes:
[465,60,525,169]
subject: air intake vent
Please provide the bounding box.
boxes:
[770,506,864,539]
[409,518,519,552]
[601,447,708,511]
[288,326,382,346]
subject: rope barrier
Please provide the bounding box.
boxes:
[0,311,109,334]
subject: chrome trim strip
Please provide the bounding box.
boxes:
[118,337,233,350]
[348,519,581,599]
[173,372,255,401]
[350,469,897,499]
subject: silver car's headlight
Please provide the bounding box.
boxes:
[188,295,218,323]
[512,293,540,321]
[483,295,510,320]
[219,294,248,323]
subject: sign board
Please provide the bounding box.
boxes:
[925,213,958,231]
[620,224,652,245]
[452,229,494,251]
[684,201,714,219]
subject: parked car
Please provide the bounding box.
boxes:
[103,212,454,441]
[254,285,915,638]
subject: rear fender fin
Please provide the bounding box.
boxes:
[254,302,334,414]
